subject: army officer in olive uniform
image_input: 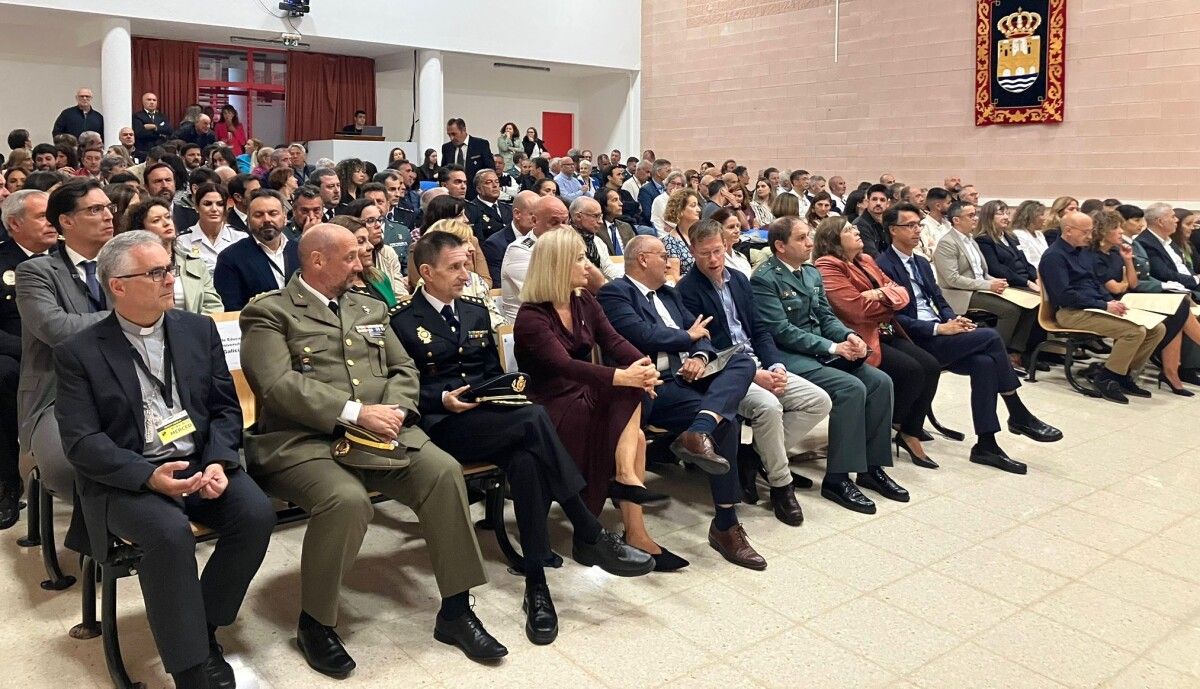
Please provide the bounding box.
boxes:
[239,224,508,678]
[391,231,652,646]
[751,216,907,516]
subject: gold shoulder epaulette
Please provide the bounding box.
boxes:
[460,294,486,306]
[388,297,414,317]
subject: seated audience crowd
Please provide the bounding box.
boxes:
[0,93,1192,688]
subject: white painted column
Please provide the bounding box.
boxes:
[416,50,444,154]
[99,18,132,146]
[626,70,642,157]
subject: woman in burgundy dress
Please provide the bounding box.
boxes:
[514,229,688,571]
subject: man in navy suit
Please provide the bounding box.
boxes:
[1136,202,1200,300]
[483,190,537,285]
[876,203,1061,474]
[465,169,512,242]
[55,230,274,689]
[214,190,300,310]
[441,118,494,201]
[636,159,670,226]
[597,235,765,570]
[677,220,831,527]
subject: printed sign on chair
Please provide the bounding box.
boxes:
[974,0,1066,126]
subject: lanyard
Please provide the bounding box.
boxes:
[129,331,174,408]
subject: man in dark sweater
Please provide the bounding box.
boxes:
[52,88,104,139]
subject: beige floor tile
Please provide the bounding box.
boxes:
[901,494,1019,542]
[1160,515,1200,545]
[973,610,1135,689]
[1080,558,1200,620]
[657,659,768,689]
[1144,623,1200,678]
[983,523,1112,578]
[1106,474,1200,515]
[931,545,1071,606]
[874,570,1019,638]
[718,555,861,623]
[729,626,896,689]
[1026,505,1151,555]
[1030,581,1178,654]
[1121,535,1200,585]
[947,478,1065,522]
[638,580,793,656]
[790,533,921,592]
[805,596,962,675]
[552,614,714,687]
[845,513,974,565]
[1103,659,1196,689]
[435,644,605,689]
[908,642,1068,689]
[1069,489,1187,534]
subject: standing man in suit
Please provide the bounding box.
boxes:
[1136,202,1200,300]
[0,190,57,527]
[392,232,651,645]
[933,202,1037,364]
[678,220,831,526]
[214,190,300,310]
[441,118,494,201]
[241,224,507,675]
[597,236,766,570]
[466,170,511,242]
[132,92,172,155]
[15,179,113,505]
[55,230,274,689]
[226,173,260,235]
[484,190,536,286]
[752,216,906,515]
[878,203,1062,474]
[1042,212,1165,403]
[637,159,671,227]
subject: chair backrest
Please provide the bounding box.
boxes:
[209,311,255,428]
[495,323,517,373]
[1035,271,1062,331]
[489,288,503,316]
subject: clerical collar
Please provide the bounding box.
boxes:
[116,311,164,337]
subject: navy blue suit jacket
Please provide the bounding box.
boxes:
[1135,230,1198,290]
[213,236,300,310]
[876,247,956,341]
[637,181,663,226]
[596,276,716,363]
[976,234,1036,288]
[676,266,782,369]
[441,136,495,199]
[483,224,518,286]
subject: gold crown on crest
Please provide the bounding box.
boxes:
[998,7,1042,38]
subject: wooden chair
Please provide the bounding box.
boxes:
[1025,277,1104,398]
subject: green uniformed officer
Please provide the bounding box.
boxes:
[239,223,508,678]
[750,216,905,516]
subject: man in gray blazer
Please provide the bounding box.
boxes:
[932,202,1036,366]
[16,178,113,497]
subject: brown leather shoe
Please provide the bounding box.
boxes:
[708,520,767,570]
[769,486,804,526]
[670,431,731,475]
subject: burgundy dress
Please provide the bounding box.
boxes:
[514,291,644,514]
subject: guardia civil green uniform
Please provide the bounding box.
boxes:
[239,274,486,626]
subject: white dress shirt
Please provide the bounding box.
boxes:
[62,244,96,283]
[257,236,289,289]
[624,275,692,371]
[500,233,537,323]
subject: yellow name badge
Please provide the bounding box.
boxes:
[156,410,197,445]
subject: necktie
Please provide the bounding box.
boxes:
[440,304,459,332]
[608,224,623,256]
[328,300,339,316]
[456,145,465,166]
[81,260,101,303]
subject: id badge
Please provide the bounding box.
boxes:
[156,410,197,445]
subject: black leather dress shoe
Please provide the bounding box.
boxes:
[1094,374,1130,404]
[297,618,356,679]
[820,479,876,514]
[1119,376,1152,398]
[0,480,22,530]
[969,445,1028,474]
[769,486,804,526]
[573,530,654,577]
[651,547,690,572]
[1007,417,1063,443]
[856,467,910,503]
[433,610,508,661]
[609,480,670,506]
[203,642,236,689]
[669,431,731,475]
[522,583,558,645]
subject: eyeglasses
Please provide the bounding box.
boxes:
[361,216,384,226]
[892,222,921,230]
[114,265,173,283]
[578,210,603,219]
[71,203,117,217]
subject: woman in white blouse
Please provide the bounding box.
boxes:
[1010,200,1050,267]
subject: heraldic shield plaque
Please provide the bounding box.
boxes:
[975,0,1066,126]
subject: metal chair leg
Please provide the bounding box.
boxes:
[485,478,526,574]
[38,484,75,590]
[927,410,965,442]
[1064,343,1102,398]
[1027,342,1047,382]
[101,565,144,689]
[16,469,40,547]
[69,555,100,639]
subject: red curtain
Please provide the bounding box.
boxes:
[131,38,199,126]
[285,52,376,142]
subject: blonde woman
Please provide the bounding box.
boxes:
[1043,195,1079,243]
[749,177,776,226]
[513,228,684,570]
[417,219,502,329]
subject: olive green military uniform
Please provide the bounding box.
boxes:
[239,275,486,627]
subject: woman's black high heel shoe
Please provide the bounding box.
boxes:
[1157,372,1195,397]
[894,432,938,469]
[609,479,670,505]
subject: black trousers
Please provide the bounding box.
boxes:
[877,337,941,437]
[1154,298,1190,357]
[0,354,19,485]
[104,462,275,673]
[429,405,587,563]
[920,328,1020,435]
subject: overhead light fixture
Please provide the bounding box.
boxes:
[493,62,550,72]
[279,0,311,17]
[230,34,310,49]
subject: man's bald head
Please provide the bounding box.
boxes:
[532,195,569,236]
[420,186,448,212]
[298,223,352,267]
[511,190,540,232]
[1059,211,1095,248]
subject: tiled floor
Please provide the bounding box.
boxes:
[5,367,1200,688]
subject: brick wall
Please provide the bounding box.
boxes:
[641,0,1200,205]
